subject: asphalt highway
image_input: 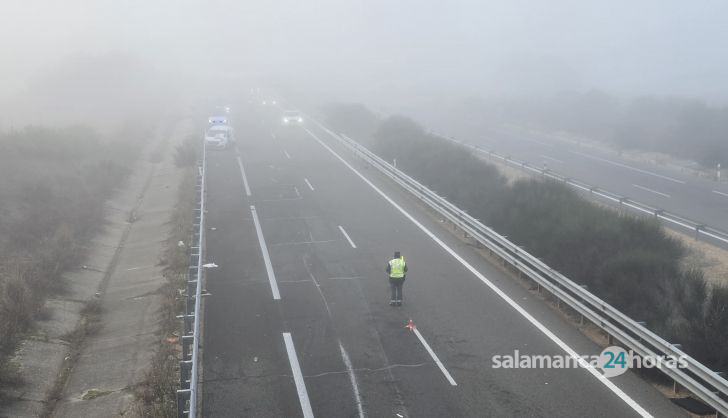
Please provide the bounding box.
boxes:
[437,120,728,233]
[201,104,686,417]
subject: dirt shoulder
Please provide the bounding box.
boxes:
[0,118,191,417]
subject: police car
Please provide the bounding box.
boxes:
[205,116,233,149]
[208,115,228,125]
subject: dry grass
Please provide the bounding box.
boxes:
[0,124,146,392]
[667,229,728,286]
[133,166,196,418]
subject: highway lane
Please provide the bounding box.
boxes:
[434,121,728,233]
[201,104,685,417]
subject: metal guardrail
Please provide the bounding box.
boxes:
[309,120,728,416]
[176,137,207,417]
[434,135,728,247]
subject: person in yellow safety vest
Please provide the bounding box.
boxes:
[386,251,408,306]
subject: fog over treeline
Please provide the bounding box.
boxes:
[2,1,727,132]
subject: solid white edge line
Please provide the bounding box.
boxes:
[250,205,281,300]
[338,341,365,418]
[412,327,458,386]
[282,332,315,418]
[712,190,728,198]
[632,184,671,198]
[236,156,252,196]
[569,150,686,185]
[540,154,564,164]
[305,178,315,191]
[338,225,357,248]
[303,125,653,418]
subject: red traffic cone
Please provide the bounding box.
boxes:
[404,319,415,331]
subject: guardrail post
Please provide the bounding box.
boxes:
[182,334,193,361]
[579,285,588,324]
[695,224,705,240]
[180,360,191,390]
[176,390,190,418]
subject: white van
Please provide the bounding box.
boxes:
[205,124,233,149]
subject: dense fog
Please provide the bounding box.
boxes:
[2,1,728,129]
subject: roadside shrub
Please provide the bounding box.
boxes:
[174,134,200,167]
[321,102,380,143]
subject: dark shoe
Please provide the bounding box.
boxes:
[390,301,396,306]
[396,301,402,306]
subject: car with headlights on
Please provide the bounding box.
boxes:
[282,110,303,126]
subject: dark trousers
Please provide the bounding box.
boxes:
[389,277,405,301]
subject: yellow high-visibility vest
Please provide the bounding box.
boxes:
[389,257,406,279]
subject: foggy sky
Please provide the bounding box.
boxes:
[2,0,728,107]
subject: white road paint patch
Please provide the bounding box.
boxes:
[282,333,315,418]
[540,154,564,164]
[569,150,686,185]
[256,196,303,203]
[305,124,654,418]
[250,205,281,300]
[236,156,252,196]
[270,239,338,247]
[304,178,315,191]
[712,190,728,198]
[284,149,292,160]
[632,184,671,198]
[305,263,365,417]
[411,327,458,386]
[338,225,357,248]
[307,268,333,318]
[339,341,366,418]
[518,136,553,147]
[294,186,301,198]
